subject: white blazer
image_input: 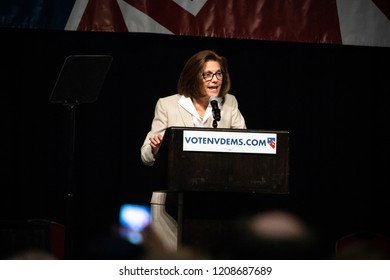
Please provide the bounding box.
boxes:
[141,93,246,166]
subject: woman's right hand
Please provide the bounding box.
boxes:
[150,134,163,158]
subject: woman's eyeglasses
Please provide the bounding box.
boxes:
[202,71,223,81]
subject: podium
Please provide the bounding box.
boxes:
[150,127,290,252]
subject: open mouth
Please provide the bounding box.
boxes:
[207,85,219,92]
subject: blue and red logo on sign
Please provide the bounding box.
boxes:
[267,137,276,149]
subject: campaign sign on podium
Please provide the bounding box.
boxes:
[155,127,289,194]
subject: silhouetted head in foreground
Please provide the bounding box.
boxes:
[335,231,390,259]
[214,209,325,260]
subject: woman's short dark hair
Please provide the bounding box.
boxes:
[177,50,231,99]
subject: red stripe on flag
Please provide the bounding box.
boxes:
[123,0,194,34]
[246,0,342,44]
[78,0,128,32]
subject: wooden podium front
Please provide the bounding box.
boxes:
[150,127,290,252]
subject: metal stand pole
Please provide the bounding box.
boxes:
[64,103,77,259]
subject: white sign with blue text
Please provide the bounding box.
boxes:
[183,130,277,154]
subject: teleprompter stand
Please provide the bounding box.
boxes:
[49,55,113,259]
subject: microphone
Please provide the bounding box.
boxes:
[209,96,221,122]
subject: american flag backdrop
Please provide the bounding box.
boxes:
[1,0,390,47]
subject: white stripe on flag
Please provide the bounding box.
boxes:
[117,0,174,35]
[65,0,89,31]
[173,0,208,16]
[337,0,390,47]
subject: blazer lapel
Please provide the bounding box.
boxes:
[178,105,194,127]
